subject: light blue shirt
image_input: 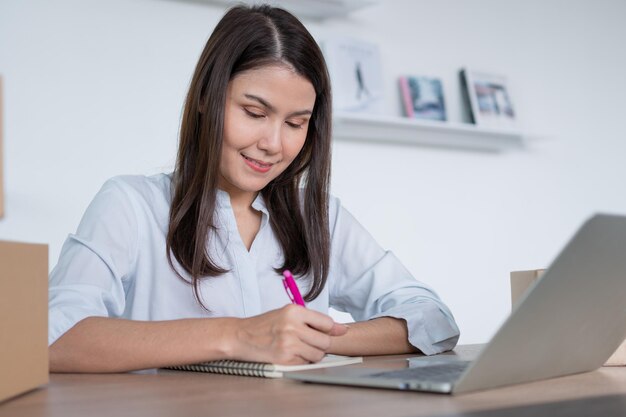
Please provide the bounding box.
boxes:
[48,174,459,354]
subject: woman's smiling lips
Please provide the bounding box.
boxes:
[241,153,274,173]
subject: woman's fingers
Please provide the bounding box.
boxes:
[330,322,349,336]
[286,305,334,332]
[231,305,349,364]
[290,305,348,335]
[294,341,327,364]
[297,321,349,350]
[297,325,332,351]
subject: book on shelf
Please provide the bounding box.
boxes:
[399,75,447,121]
[322,36,384,114]
[164,354,363,378]
[460,68,517,129]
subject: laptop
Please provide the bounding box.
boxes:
[286,214,626,394]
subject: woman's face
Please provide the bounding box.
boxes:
[218,65,316,198]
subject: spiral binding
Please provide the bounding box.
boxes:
[167,360,272,378]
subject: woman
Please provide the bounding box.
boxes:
[48,4,459,372]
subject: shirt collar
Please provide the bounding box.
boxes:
[215,189,232,209]
[215,189,269,217]
[251,193,269,216]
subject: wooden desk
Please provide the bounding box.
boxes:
[2,346,626,417]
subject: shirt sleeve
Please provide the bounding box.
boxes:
[48,178,138,346]
[328,199,460,355]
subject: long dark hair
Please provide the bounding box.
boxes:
[166,5,332,307]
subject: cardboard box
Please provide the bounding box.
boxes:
[0,76,4,218]
[511,269,626,367]
[510,269,545,309]
[0,241,49,403]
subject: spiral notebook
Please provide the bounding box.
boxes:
[165,354,363,378]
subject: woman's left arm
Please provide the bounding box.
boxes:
[328,317,419,356]
[327,199,460,356]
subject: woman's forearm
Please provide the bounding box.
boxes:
[49,316,239,373]
[328,317,420,356]
[49,306,348,373]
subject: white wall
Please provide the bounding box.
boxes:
[1,0,625,344]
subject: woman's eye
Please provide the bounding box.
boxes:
[286,121,303,129]
[244,108,264,118]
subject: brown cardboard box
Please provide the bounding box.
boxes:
[510,269,545,309]
[511,269,626,367]
[0,76,4,218]
[0,241,49,403]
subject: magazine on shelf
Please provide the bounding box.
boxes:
[460,68,517,128]
[399,75,447,121]
[322,36,384,114]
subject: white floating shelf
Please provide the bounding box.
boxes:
[333,112,524,152]
[200,0,376,20]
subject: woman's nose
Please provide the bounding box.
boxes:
[258,122,282,153]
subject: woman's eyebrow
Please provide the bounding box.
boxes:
[244,93,312,117]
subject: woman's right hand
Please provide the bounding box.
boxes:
[225,304,349,365]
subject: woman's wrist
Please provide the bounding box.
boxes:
[213,317,243,360]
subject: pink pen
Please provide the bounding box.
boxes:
[282,269,306,307]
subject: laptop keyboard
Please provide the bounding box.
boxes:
[370,361,470,383]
